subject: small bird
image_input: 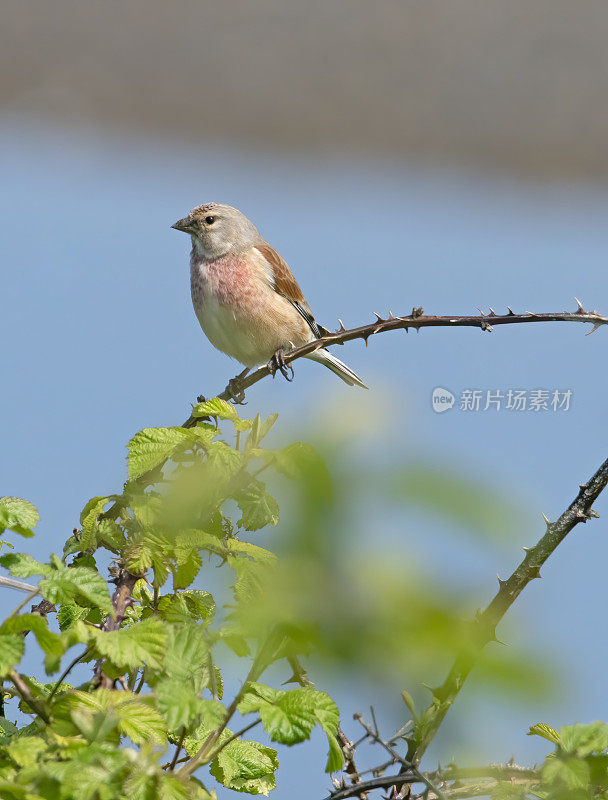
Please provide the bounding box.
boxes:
[172,203,367,389]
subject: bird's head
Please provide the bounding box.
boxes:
[171,203,260,260]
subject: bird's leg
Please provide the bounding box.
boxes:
[226,367,250,404]
[268,349,294,382]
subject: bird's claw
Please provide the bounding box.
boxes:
[268,350,294,382]
[227,379,247,405]
[410,306,424,318]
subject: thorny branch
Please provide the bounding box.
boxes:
[325,453,608,800]
[182,300,607,419]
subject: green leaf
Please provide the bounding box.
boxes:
[210,739,278,795]
[560,722,608,756]
[40,564,113,615]
[207,442,245,481]
[236,481,279,531]
[0,633,25,676]
[542,756,590,790]
[192,398,252,431]
[155,678,206,733]
[79,496,113,550]
[63,689,166,745]
[0,497,39,538]
[127,427,197,480]
[88,618,167,673]
[5,735,47,767]
[528,722,561,745]
[172,547,202,590]
[161,624,210,693]
[238,684,341,770]
[0,552,49,578]
[245,414,278,451]
[125,530,171,587]
[182,700,227,755]
[157,591,215,625]
[57,601,91,631]
[0,614,63,660]
[225,540,277,564]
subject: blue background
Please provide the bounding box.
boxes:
[1,116,607,796]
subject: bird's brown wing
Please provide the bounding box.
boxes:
[254,243,327,337]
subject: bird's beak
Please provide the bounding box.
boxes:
[171,216,195,234]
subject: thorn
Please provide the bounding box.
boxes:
[574,297,586,314]
[388,310,395,319]
[580,483,589,491]
[497,575,507,589]
[477,308,485,316]
[337,318,345,332]
[480,321,493,332]
[507,306,515,315]
[523,546,533,553]
[374,312,384,322]
[531,568,542,579]
[589,509,600,518]
[586,322,603,335]
[363,333,371,346]
[542,513,551,526]
[488,307,496,316]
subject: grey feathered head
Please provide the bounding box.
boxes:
[172,203,261,260]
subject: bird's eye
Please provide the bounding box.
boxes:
[205,215,216,225]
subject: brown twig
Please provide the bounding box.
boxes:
[324,763,537,800]
[96,569,139,688]
[8,669,51,723]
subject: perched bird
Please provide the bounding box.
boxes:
[172,203,367,388]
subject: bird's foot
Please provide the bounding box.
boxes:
[226,368,250,404]
[410,306,424,318]
[268,349,294,382]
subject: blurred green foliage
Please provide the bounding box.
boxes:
[0,399,601,799]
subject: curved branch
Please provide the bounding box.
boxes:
[406,453,608,764]
[183,301,607,424]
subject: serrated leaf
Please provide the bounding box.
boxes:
[40,565,113,615]
[0,552,50,578]
[127,427,197,480]
[158,591,215,625]
[225,540,277,564]
[125,530,171,587]
[79,496,113,550]
[560,722,608,756]
[192,398,252,431]
[207,442,245,482]
[0,497,39,538]
[210,739,278,795]
[63,689,165,745]
[0,614,63,658]
[161,624,210,692]
[172,548,203,590]
[542,756,590,789]
[57,601,91,631]
[5,735,47,767]
[0,633,25,676]
[528,722,561,745]
[155,678,205,733]
[238,684,341,770]
[88,618,167,672]
[236,482,279,531]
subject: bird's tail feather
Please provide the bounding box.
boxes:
[305,348,368,389]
